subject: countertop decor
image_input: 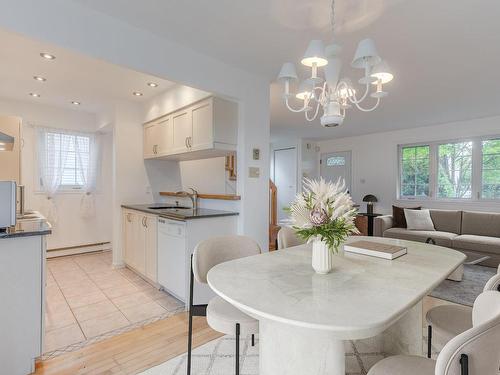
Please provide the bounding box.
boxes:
[286,177,359,274]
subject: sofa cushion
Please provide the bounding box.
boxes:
[461,211,500,237]
[429,209,462,234]
[452,235,500,256]
[405,209,435,231]
[383,227,458,247]
[392,205,421,228]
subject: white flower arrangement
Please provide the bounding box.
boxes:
[286,177,359,252]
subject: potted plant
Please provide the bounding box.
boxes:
[287,177,359,274]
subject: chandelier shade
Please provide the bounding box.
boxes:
[371,60,394,84]
[301,40,328,67]
[277,62,298,81]
[351,38,381,69]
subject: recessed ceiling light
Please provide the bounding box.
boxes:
[147,82,158,88]
[71,101,81,105]
[40,52,56,60]
[133,91,143,96]
[33,75,46,82]
[29,93,40,97]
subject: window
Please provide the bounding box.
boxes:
[400,145,430,198]
[437,142,472,199]
[398,136,500,201]
[482,138,500,199]
[40,130,92,190]
[326,156,346,166]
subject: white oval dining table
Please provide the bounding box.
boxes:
[207,236,465,375]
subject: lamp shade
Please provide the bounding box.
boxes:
[371,60,394,84]
[296,79,314,100]
[362,194,378,203]
[351,38,381,68]
[301,40,328,67]
[277,62,298,81]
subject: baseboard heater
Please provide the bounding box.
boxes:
[47,242,111,258]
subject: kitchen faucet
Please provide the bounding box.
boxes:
[175,188,199,210]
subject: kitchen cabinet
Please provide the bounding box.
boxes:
[0,115,22,183]
[143,115,172,159]
[122,209,157,282]
[143,96,237,161]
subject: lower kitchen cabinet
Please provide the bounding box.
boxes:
[122,209,158,282]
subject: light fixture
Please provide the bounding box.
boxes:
[33,76,46,82]
[71,101,81,105]
[29,93,40,97]
[277,0,394,128]
[147,82,158,88]
[133,91,143,96]
[40,52,56,60]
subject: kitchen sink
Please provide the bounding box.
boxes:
[148,206,192,210]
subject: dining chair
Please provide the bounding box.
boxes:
[277,226,305,249]
[186,235,261,375]
[425,272,500,358]
[368,291,500,375]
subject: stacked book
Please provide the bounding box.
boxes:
[344,240,407,260]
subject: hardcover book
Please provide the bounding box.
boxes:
[344,240,407,260]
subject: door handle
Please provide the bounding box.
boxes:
[143,217,148,228]
[188,136,192,148]
[185,137,189,149]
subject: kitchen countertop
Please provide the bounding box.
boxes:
[0,218,52,239]
[122,204,239,221]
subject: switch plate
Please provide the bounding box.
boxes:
[253,148,260,160]
[248,167,260,178]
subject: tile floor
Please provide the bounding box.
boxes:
[45,251,184,355]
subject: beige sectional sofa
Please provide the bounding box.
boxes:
[374,209,500,268]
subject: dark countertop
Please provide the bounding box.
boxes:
[122,203,239,221]
[0,219,52,239]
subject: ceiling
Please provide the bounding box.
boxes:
[66,1,500,139]
[0,29,176,115]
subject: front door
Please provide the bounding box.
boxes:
[320,151,352,193]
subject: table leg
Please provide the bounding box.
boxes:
[382,300,423,356]
[259,319,345,375]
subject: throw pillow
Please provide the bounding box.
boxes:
[404,209,435,231]
[392,205,421,228]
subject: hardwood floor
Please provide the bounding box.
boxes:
[34,313,222,375]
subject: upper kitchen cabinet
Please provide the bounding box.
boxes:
[0,116,21,183]
[143,115,173,159]
[143,96,237,161]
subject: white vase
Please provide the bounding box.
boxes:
[312,240,334,274]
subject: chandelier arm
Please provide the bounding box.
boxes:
[284,97,310,113]
[353,97,381,112]
[349,82,371,104]
[305,100,322,121]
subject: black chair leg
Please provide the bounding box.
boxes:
[251,334,255,347]
[427,325,432,358]
[235,323,240,375]
[460,354,468,375]
[187,311,193,375]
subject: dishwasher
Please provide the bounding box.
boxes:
[157,218,187,302]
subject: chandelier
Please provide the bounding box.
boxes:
[277,0,394,127]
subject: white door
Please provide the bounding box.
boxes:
[320,151,352,193]
[273,148,297,222]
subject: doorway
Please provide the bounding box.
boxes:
[320,151,352,193]
[273,147,297,222]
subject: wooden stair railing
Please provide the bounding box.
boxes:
[269,179,280,251]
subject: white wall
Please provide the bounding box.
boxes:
[0,96,112,250]
[318,115,500,214]
[1,0,270,260]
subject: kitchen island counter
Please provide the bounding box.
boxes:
[121,203,238,221]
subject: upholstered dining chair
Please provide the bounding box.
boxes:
[277,226,305,249]
[368,291,500,375]
[425,272,500,358]
[187,235,261,375]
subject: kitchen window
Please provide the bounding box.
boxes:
[37,128,99,193]
[398,136,500,201]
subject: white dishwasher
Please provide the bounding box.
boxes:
[157,218,187,302]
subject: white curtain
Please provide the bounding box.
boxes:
[77,133,101,218]
[37,127,101,223]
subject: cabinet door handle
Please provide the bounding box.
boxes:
[127,213,132,222]
[142,217,147,227]
[188,136,192,148]
[144,217,148,228]
[185,137,189,149]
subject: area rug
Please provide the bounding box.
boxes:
[430,264,496,306]
[140,335,386,375]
